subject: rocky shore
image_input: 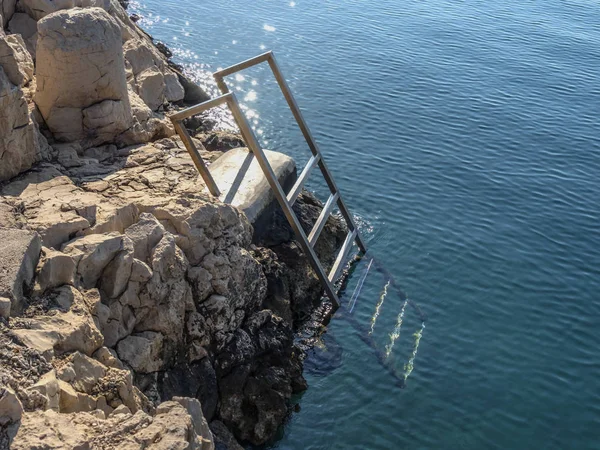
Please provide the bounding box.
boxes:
[0,1,345,448]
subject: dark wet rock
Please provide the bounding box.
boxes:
[210,420,244,450]
[157,357,218,422]
[251,247,293,325]
[254,190,347,327]
[215,310,306,445]
[155,41,172,59]
[170,66,211,106]
[196,131,245,153]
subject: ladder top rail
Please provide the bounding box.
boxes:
[214,51,273,79]
[170,92,233,121]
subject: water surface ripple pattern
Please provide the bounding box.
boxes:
[132,0,600,448]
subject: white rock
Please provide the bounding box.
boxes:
[11,286,105,359]
[35,247,77,293]
[17,0,110,20]
[0,67,40,182]
[209,147,297,223]
[124,212,165,263]
[35,8,132,144]
[116,331,164,373]
[0,34,33,86]
[61,232,126,289]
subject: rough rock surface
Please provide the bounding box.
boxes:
[209,147,297,223]
[0,0,346,446]
[35,7,133,144]
[0,228,41,316]
[0,44,45,182]
[11,401,213,449]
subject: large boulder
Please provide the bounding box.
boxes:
[35,7,132,144]
[208,147,296,224]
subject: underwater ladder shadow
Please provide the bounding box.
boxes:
[333,254,427,389]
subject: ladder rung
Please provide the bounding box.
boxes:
[308,192,339,247]
[287,154,321,206]
[328,229,357,282]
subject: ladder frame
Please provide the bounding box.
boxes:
[170,51,367,309]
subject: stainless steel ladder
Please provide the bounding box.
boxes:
[170,51,367,308]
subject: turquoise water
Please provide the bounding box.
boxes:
[132,0,600,448]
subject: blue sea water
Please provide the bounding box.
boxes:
[131,0,600,448]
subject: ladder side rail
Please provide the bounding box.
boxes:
[265,53,368,253]
[171,93,235,197]
[224,93,341,308]
[329,229,358,282]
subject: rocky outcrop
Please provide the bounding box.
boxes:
[35,8,133,144]
[0,34,46,182]
[11,400,214,449]
[0,0,347,447]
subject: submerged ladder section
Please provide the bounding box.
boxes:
[170,51,367,308]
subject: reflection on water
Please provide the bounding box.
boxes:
[384,298,408,359]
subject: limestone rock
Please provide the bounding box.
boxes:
[93,346,125,370]
[61,232,127,289]
[0,228,41,316]
[0,386,23,426]
[12,399,214,449]
[174,397,214,450]
[134,232,192,348]
[7,13,37,58]
[117,88,175,146]
[1,168,93,248]
[34,247,76,293]
[124,212,165,263]
[117,331,164,373]
[0,34,33,86]
[0,67,39,182]
[35,7,132,144]
[124,38,184,110]
[10,286,104,359]
[208,147,297,223]
[99,235,134,298]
